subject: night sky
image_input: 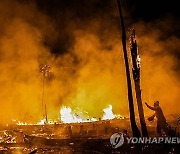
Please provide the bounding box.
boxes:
[28,0,179,57]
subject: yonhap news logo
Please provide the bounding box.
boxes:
[110,132,180,148]
[110,132,124,148]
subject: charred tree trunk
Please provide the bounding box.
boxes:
[130,29,149,137]
[116,0,141,137]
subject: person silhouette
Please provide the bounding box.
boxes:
[145,101,167,136]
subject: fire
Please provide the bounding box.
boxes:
[102,105,115,120]
[60,106,92,123]
[12,119,28,126]
[17,121,28,125]
[37,119,56,125]
[102,105,124,120]
[12,119,56,126]
[12,105,123,125]
[60,106,100,123]
[37,119,47,125]
[59,105,122,123]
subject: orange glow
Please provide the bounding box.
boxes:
[0,0,179,125]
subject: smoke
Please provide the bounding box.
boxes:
[0,0,179,124]
[0,0,75,123]
[134,18,180,116]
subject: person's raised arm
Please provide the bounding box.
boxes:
[145,102,156,110]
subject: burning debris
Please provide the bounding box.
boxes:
[59,105,125,123]
[11,105,124,125]
[0,131,16,144]
[60,106,87,123]
[102,105,115,120]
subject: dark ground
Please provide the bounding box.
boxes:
[0,118,179,153]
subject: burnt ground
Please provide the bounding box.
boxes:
[0,138,180,154]
[0,118,179,153]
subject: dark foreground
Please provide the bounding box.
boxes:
[0,138,180,154]
[0,118,179,153]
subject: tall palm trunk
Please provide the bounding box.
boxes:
[116,0,141,137]
[130,30,148,137]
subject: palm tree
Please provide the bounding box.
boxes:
[116,0,141,137]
